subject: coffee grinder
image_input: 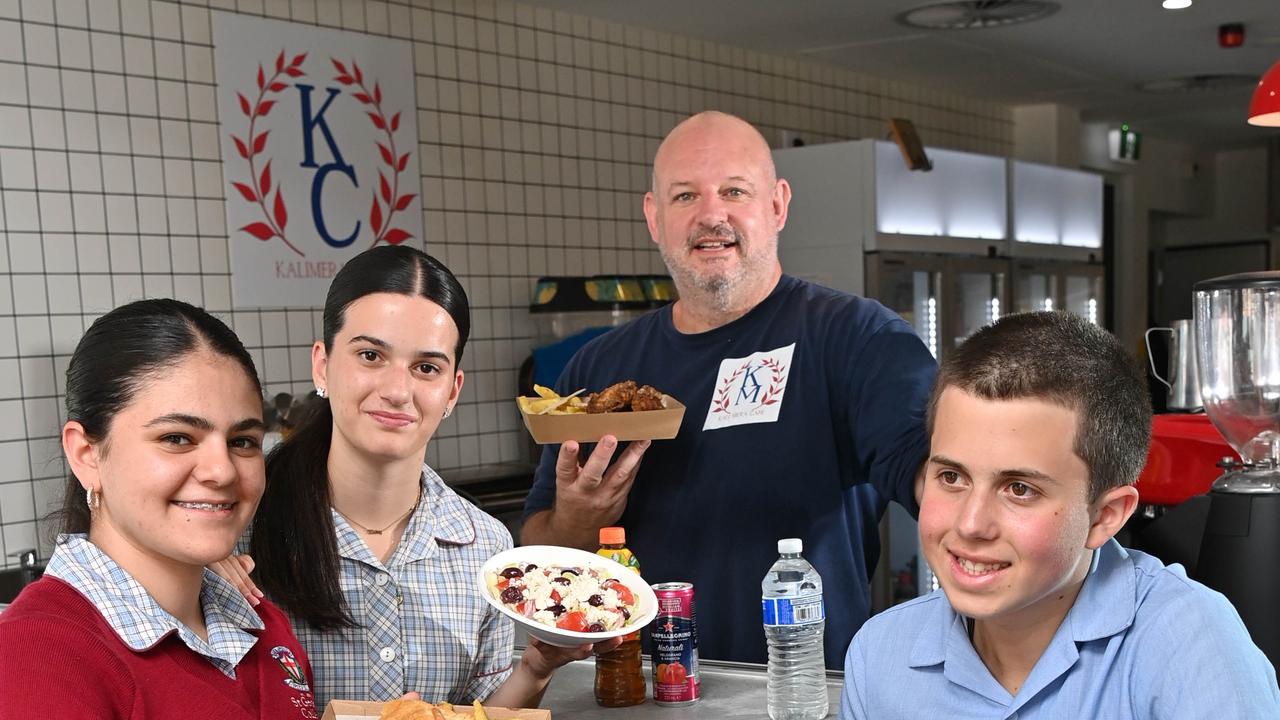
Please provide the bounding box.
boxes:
[1193,271,1280,666]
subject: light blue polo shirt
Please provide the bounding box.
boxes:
[840,539,1280,719]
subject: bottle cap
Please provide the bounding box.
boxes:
[778,538,802,554]
[599,526,626,545]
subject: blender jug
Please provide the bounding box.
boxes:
[1194,273,1280,483]
[1193,271,1280,668]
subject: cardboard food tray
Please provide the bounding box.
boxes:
[518,396,685,444]
[322,700,550,720]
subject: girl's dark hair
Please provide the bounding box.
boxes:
[55,298,261,534]
[250,246,470,630]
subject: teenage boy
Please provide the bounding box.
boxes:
[840,312,1279,719]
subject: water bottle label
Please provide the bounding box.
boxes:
[761,593,825,626]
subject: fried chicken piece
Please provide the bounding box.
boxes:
[587,380,636,413]
[630,384,666,411]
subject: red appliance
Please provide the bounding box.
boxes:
[1135,414,1238,506]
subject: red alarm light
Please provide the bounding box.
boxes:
[1219,23,1245,48]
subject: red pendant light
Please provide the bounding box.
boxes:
[1249,60,1280,126]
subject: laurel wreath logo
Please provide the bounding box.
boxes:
[712,358,787,413]
[227,51,418,255]
[331,57,416,248]
[228,50,306,257]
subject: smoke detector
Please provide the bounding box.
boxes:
[1137,74,1258,93]
[896,1,1061,30]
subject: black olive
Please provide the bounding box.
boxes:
[587,594,604,607]
[500,566,524,579]
[620,607,631,620]
[523,563,538,573]
[561,568,580,576]
[546,603,566,616]
[500,586,523,604]
[586,622,605,632]
[552,576,571,586]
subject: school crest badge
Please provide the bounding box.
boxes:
[271,645,311,693]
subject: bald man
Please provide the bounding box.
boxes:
[522,112,936,668]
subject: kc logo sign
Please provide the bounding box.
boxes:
[212,13,423,308]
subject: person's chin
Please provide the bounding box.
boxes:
[172,539,242,570]
[358,434,425,462]
[942,590,1007,621]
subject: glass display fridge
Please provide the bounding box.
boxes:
[865,252,1012,608]
[1011,259,1105,324]
[865,252,1009,361]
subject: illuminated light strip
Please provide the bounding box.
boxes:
[1087,298,1098,325]
[1042,298,1054,311]
[926,297,938,359]
[990,297,1001,323]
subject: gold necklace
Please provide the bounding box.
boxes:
[333,483,422,535]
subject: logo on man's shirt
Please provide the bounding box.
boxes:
[703,344,795,430]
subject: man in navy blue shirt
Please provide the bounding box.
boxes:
[521,111,936,668]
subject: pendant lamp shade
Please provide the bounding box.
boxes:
[1249,60,1280,126]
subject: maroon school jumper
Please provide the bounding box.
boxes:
[0,577,319,719]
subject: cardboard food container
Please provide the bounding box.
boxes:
[517,396,685,444]
[321,700,550,720]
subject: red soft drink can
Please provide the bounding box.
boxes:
[650,582,700,705]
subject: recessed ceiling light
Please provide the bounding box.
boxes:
[896,1,1060,30]
[1162,0,1192,9]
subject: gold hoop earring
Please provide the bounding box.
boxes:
[86,487,100,510]
[443,406,452,418]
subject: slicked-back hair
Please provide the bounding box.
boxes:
[250,245,470,631]
[926,312,1152,502]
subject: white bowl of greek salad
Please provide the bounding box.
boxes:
[479,545,658,647]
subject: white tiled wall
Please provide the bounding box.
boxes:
[0,0,1013,566]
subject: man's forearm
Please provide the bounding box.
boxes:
[520,508,599,550]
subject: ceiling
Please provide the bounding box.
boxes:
[517,0,1280,148]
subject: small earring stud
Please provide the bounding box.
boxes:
[315,386,327,398]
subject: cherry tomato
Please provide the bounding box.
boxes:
[611,583,634,605]
[556,611,588,632]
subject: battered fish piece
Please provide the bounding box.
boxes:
[630,384,665,411]
[587,380,636,413]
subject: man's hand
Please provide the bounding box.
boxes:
[522,435,650,549]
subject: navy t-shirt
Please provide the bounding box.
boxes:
[523,275,936,669]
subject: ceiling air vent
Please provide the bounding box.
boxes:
[897,1,1060,30]
[1137,75,1258,94]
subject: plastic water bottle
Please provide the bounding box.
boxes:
[762,538,828,720]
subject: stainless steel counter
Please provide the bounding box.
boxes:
[537,653,842,719]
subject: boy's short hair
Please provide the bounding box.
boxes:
[926,311,1152,501]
